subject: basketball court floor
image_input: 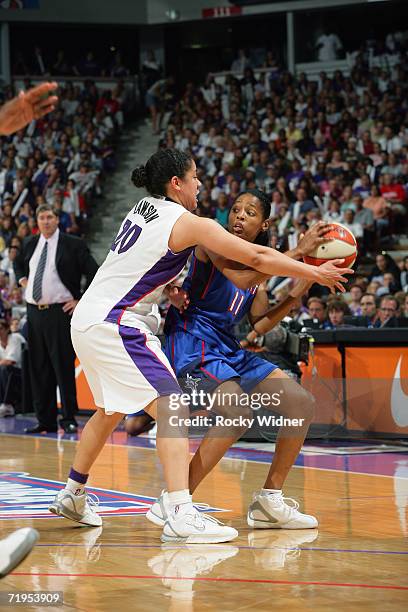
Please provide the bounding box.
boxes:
[0,416,407,610]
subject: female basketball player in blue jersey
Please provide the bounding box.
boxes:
[142,189,341,530]
[49,149,351,543]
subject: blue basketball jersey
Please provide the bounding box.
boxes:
[164,252,258,350]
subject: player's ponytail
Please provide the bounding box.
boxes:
[131,149,193,197]
[131,165,147,188]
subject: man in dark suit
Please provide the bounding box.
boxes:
[373,295,408,328]
[14,204,98,433]
[346,294,408,328]
[301,296,331,330]
[344,292,377,327]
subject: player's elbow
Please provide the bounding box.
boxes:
[249,246,266,272]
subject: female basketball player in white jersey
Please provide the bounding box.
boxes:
[49,148,352,544]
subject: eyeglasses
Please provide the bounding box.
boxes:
[380,307,396,313]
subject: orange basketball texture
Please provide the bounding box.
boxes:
[303,223,357,268]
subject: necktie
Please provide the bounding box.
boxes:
[32,241,48,303]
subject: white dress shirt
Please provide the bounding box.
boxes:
[25,229,73,305]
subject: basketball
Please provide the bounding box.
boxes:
[303,222,357,268]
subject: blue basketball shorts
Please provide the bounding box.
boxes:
[165,330,278,394]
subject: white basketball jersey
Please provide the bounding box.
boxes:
[72,196,191,332]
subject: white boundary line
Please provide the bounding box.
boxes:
[1,433,407,480]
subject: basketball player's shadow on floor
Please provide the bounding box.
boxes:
[49,525,103,571]
[148,544,239,601]
[248,529,319,570]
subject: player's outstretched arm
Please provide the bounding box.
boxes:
[0,82,58,135]
[204,222,335,290]
[170,215,353,292]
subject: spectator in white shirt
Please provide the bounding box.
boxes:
[0,318,24,417]
[62,179,80,217]
[315,30,343,61]
[9,287,26,320]
[379,126,403,154]
[342,208,363,239]
[231,49,251,73]
[323,198,342,223]
[69,164,99,195]
[0,243,18,288]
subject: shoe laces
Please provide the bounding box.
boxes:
[260,492,300,512]
[185,508,206,531]
[280,496,300,512]
[199,512,225,526]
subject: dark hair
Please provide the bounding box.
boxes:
[131,148,193,197]
[36,204,58,218]
[234,189,271,246]
[360,292,376,302]
[307,296,326,308]
[327,300,350,315]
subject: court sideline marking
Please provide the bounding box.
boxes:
[9,572,408,590]
[2,433,407,480]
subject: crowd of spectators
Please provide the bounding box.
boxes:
[0,77,133,334]
[282,253,408,331]
[155,33,408,328]
[13,47,133,79]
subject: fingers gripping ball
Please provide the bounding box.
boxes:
[303,222,357,268]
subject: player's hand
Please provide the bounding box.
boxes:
[0,82,58,135]
[314,259,354,294]
[167,285,190,312]
[297,222,333,257]
[62,299,79,315]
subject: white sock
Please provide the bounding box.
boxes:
[168,489,193,516]
[66,478,86,496]
[261,488,282,497]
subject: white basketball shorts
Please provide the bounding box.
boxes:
[71,322,181,415]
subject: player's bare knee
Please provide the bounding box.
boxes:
[299,388,315,422]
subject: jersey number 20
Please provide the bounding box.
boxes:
[111,220,142,254]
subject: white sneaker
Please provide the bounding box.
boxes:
[0,528,39,577]
[49,489,102,527]
[247,491,318,529]
[248,529,319,570]
[0,403,14,417]
[148,544,238,599]
[146,490,211,527]
[162,507,238,544]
